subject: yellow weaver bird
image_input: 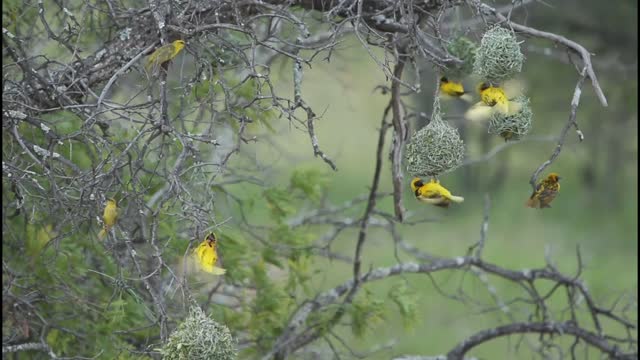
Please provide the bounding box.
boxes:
[145,39,186,73]
[526,173,561,209]
[410,177,464,208]
[193,232,226,275]
[98,198,118,240]
[439,76,473,102]
[464,82,522,122]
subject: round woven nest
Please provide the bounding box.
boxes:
[488,95,532,141]
[473,26,524,83]
[406,100,465,177]
[161,307,236,360]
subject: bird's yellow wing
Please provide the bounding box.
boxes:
[417,194,447,203]
[193,239,226,275]
[465,102,494,122]
[146,46,173,71]
[440,79,473,102]
[145,40,185,72]
[99,200,118,240]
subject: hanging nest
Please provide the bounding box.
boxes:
[445,36,477,78]
[161,307,237,360]
[488,95,532,141]
[406,99,465,177]
[473,26,524,83]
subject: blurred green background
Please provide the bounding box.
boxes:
[244,1,637,358]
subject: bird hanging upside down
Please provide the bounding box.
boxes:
[193,232,227,275]
[410,177,464,208]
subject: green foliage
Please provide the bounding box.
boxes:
[388,283,418,330]
[2,0,21,34]
[211,170,326,354]
[290,168,327,202]
[25,223,55,259]
[286,255,313,295]
[269,224,313,250]
[216,231,252,282]
[264,188,297,220]
[2,216,154,358]
[40,110,83,136]
[446,36,477,78]
[161,307,236,360]
[232,78,278,133]
[348,290,386,338]
[247,261,293,352]
[261,246,285,268]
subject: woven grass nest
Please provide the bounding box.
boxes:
[161,307,236,360]
[473,26,524,83]
[488,95,532,141]
[406,100,465,177]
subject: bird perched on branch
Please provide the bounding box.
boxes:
[410,177,464,208]
[465,81,522,122]
[526,173,561,208]
[193,232,226,275]
[98,198,118,240]
[145,39,186,74]
[439,76,473,102]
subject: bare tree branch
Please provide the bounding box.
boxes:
[529,68,587,189]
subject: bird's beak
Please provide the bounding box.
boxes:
[557,176,562,181]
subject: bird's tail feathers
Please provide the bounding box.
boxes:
[460,93,473,103]
[449,195,464,203]
[209,266,227,275]
[525,197,539,208]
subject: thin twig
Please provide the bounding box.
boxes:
[529,68,587,189]
[293,59,338,171]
